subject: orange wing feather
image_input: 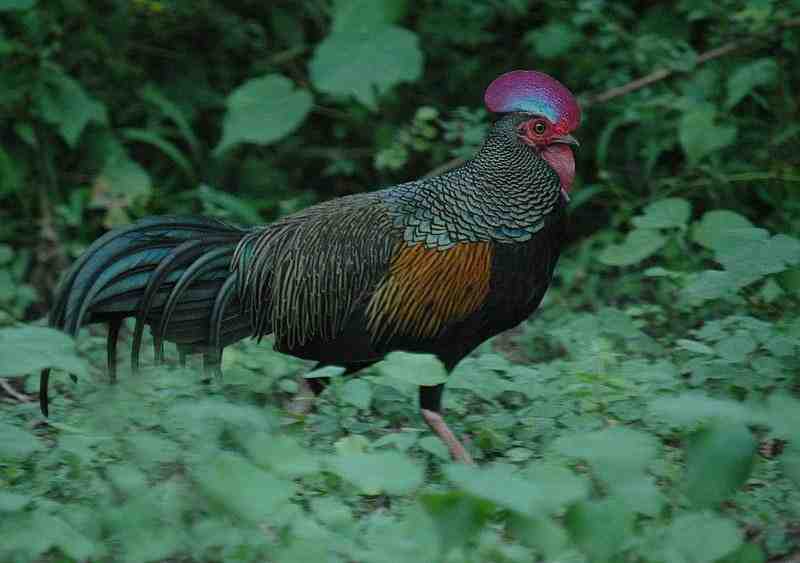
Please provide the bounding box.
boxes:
[366,242,493,341]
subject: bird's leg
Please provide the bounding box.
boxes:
[419,384,474,464]
[288,367,330,416]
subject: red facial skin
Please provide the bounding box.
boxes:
[518,118,576,195]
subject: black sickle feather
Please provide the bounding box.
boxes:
[154,246,234,364]
[131,238,230,371]
[207,273,239,378]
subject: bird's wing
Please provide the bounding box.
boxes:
[364,240,494,343]
[232,193,401,351]
[232,190,498,354]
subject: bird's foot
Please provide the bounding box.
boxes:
[420,408,475,464]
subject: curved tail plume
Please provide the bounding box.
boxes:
[40,216,252,415]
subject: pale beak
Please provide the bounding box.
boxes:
[552,134,579,147]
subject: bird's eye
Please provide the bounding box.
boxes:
[533,121,547,135]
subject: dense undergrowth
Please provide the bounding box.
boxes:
[1,1,799,562]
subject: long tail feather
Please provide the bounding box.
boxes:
[41,216,252,415]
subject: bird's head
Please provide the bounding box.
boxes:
[484,70,581,197]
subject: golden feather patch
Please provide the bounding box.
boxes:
[366,242,493,341]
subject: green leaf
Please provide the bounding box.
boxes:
[692,210,755,251]
[340,378,373,410]
[93,144,152,211]
[649,393,751,427]
[676,338,715,355]
[679,104,737,165]
[661,512,742,563]
[565,498,633,563]
[0,421,42,459]
[215,74,312,154]
[445,463,587,517]
[193,452,295,523]
[525,22,580,59]
[139,84,200,154]
[245,433,320,477]
[378,352,448,386]
[632,198,692,230]
[685,422,756,507]
[39,71,107,147]
[309,25,422,109]
[597,228,666,266]
[726,58,778,109]
[0,491,31,512]
[121,128,194,179]
[553,427,659,486]
[327,451,423,495]
[331,0,407,33]
[0,0,36,11]
[0,326,89,378]
[717,234,800,287]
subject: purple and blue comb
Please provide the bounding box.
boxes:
[484,70,580,134]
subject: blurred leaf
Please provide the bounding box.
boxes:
[0,325,89,377]
[632,198,692,230]
[245,433,321,477]
[332,0,407,33]
[0,421,41,459]
[553,427,659,486]
[679,104,737,164]
[685,421,756,507]
[565,498,633,563]
[597,228,666,266]
[340,378,373,410]
[0,0,35,9]
[193,452,295,523]
[328,451,423,495]
[139,84,200,154]
[692,210,755,251]
[525,22,580,58]
[39,70,107,147]
[661,512,742,563]
[649,393,752,427]
[215,74,312,154]
[0,491,30,512]
[310,26,422,109]
[378,352,447,385]
[726,58,778,109]
[121,128,194,179]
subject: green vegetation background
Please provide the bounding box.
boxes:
[1,1,799,562]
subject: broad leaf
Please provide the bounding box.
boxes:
[679,104,737,165]
[377,351,448,386]
[0,0,36,9]
[726,58,778,109]
[332,0,407,33]
[692,210,755,252]
[309,25,422,109]
[661,512,742,563]
[0,326,89,378]
[327,451,423,495]
[632,198,691,230]
[685,421,756,507]
[215,74,312,154]
[39,71,107,147]
[597,228,666,266]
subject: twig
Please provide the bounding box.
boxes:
[0,379,33,403]
[423,17,800,177]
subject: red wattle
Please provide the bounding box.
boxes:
[541,144,575,193]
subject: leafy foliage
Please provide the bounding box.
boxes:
[1,0,799,561]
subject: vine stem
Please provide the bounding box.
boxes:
[424,17,800,177]
[582,16,800,106]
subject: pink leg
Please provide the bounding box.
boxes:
[421,408,474,464]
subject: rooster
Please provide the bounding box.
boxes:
[41,70,581,463]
